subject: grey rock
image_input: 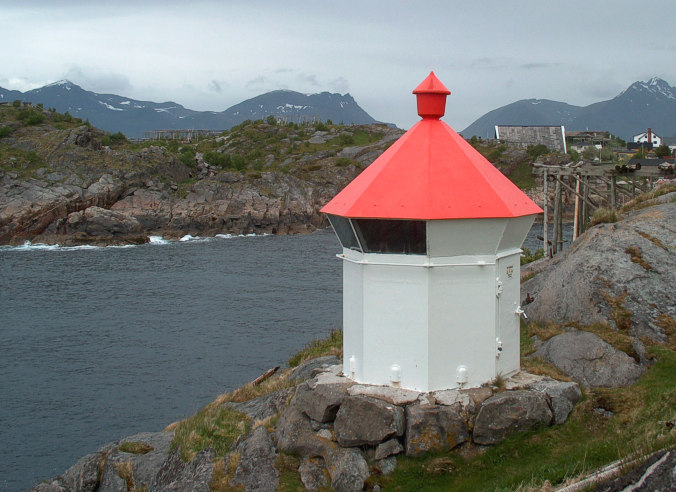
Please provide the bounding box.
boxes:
[232,426,279,492]
[473,391,553,445]
[590,449,675,491]
[99,432,174,492]
[274,402,331,457]
[405,403,469,457]
[334,396,405,447]
[347,384,421,405]
[59,451,105,492]
[523,199,676,342]
[288,355,340,382]
[148,448,216,492]
[375,456,397,475]
[325,448,370,492]
[298,457,329,492]
[223,386,296,421]
[294,381,352,423]
[375,438,404,460]
[534,330,644,387]
[528,379,582,424]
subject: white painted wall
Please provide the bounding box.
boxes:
[339,215,535,391]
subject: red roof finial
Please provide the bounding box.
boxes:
[412,71,451,119]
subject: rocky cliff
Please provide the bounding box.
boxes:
[0,105,402,246]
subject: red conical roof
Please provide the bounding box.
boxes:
[321,73,543,220]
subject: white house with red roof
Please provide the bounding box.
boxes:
[321,72,542,391]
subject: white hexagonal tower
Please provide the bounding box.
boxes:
[321,72,542,392]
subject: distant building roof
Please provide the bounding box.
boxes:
[494,125,567,153]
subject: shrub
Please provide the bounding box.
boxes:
[314,121,328,132]
[527,144,549,160]
[336,157,354,167]
[521,247,544,265]
[0,126,12,138]
[109,131,126,144]
[12,100,21,107]
[589,207,619,226]
[203,150,231,168]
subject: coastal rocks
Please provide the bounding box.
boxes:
[534,330,644,388]
[231,426,279,492]
[149,449,216,492]
[473,391,553,445]
[333,396,405,446]
[523,198,676,343]
[404,403,469,456]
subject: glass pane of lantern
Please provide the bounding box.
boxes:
[352,219,426,254]
[327,214,361,251]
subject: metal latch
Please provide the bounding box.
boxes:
[496,337,503,358]
[495,278,503,297]
[515,305,528,319]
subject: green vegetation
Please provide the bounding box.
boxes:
[170,404,250,462]
[520,247,544,265]
[118,441,154,455]
[288,329,342,367]
[588,207,620,226]
[654,144,672,158]
[0,126,12,138]
[374,344,675,491]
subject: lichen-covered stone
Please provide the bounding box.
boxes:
[334,396,404,447]
[405,403,469,457]
[473,391,552,445]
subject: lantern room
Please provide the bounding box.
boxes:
[321,72,542,392]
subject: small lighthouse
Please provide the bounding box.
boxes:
[321,72,542,392]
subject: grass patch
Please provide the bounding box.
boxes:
[637,231,671,251]
[375,348,676,491]
[625,245,653,271]
[119,441,154,455]
[210,453,244,491]
[521,356,572,381]
[171,404,250,462]
[622,182,676,213]
[288,329,342,368]
[276,453,306,491]
[600,290,633,331]
[653,313,676,351]
[589,207,620,227]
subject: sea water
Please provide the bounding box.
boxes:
[0,224,569,491]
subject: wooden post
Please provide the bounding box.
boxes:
[552,177,561,255]
[610,176,617,209]
[557,180,564,253]
[582,175,590,233]
[543,169,548,254]
[573,176,580,241]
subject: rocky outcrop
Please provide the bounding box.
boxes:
[534,330,644,388]
[30,358,582,492]
[1,120,403,245]
[523,196,676,343]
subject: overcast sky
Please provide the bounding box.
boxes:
[2,0,675,130]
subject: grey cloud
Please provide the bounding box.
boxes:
[62,66,131,93]
[329,76,349,94]
[297,73,319,86]
[208,80,222,93]
[246,76,269,88]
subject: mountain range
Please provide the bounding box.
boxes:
[461,77,676,141]
[2,77,675,142]
[0,81,378,138]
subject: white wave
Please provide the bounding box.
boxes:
[148,236,170,245]
[215,233,233,239]
[179,234,201,242]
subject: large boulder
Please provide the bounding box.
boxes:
[534,330,644,388]
[231,426,279,492]
[404,403,469,457]
[333,396,405,447]
[528,379,582,424]
[523,198,676,342]
[473,391,552,445]
[223,386,296,422]
[148,449,216,492]
[294,381,353,423]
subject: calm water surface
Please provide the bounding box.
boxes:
[0,231,343,491]
[0,224,567,491]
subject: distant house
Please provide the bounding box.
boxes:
[633,128,662,147]
[494,125,567,153]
